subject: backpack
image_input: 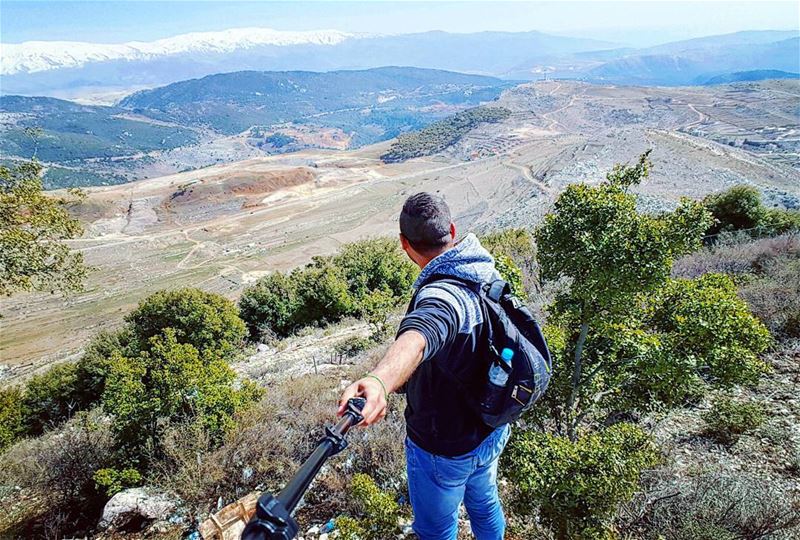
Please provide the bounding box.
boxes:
[412,274,552,427]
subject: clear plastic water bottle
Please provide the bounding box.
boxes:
[482,348,514,413]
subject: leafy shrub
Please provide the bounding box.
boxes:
[503,423,660,540]
[703,185,800,238]
[102,329,262,470]
[126,288,246,358]
[763,207,800,235]
[703,185,766,236]
[494,254,528,300]
[481,227,538,290]
[238,272,299,339]
[239,237,416,339]
[292,260,355,327]
[647,273,771,386]
[334,335,375,358]
[360,287,398,337]
[72,329,130,405]
[93,467,142,496]
[337,473,402,540]
[0,387,24,451]
[702,395,766,444]
[332,238,417,305]
[20,363,83,436]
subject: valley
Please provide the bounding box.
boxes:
[1,79,799,380]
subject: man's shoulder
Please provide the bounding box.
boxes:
[414,280,483,332]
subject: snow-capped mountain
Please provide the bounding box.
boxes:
[1,28,360,75]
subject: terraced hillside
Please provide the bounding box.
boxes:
[1,79,798,379]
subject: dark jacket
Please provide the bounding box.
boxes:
[397,234,501,457]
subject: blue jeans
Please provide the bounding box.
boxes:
[405,425,511,540]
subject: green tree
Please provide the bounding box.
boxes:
[503,423,660,540]
[332,237,417,305]
[239,272,300,339]
[292,260,354,327]
[102,329,261,469]
[126,288,246,358]
[535,151,713,439]
[0,161,88,297]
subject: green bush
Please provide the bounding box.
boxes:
[703,185,766,236]
[494,254,527,300]
[126,288,246,358]
[337,473,402,540]
[239,272,299,339]
[648,273,771,387]
[292,260,355,327]
[72,329,130,405]
[0,387,24,451]
[239,237,416,339]
[702,395,766,444]
[102,329,262,470]
[334,335,375,358]
[21,362,81,436]
[703,185,800,238]
[93,467,142,496]
[332,238,417,305]
[503,423,660,540]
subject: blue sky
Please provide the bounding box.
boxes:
[2,1,798,47]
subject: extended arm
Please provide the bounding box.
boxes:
[337,288,461,426]
[337,330,425,425]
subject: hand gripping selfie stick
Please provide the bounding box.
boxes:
[241,397,366,540]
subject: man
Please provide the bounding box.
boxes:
[338,192,510,540]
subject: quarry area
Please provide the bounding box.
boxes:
[1,79,799,379]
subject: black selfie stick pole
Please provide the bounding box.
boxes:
[241,397,366,540]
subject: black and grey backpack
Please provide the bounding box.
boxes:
[413,274,552,427]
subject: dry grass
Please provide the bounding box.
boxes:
[673,233,800,338]
[156,344,408,523]
[0,409,114,538]
[672,233,800,279]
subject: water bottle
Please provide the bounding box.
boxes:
[481,348,513,413]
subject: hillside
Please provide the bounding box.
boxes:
[1,79,798,377]
[703,69,800,85]
[119,67,512,135]
[0,96,200,187]
[0,67,511,189]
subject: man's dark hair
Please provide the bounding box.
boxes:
[400,192,452,250]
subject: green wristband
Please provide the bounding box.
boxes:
[365,374,388,401]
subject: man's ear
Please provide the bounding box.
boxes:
[399,233,410,252]
[449,222,457,241]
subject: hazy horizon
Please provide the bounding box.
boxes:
[2,1,798,48]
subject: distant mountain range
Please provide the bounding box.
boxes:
[2,28,798,96]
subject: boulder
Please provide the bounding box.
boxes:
[98,487,178,531]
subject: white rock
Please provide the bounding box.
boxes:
[319,534,329,540]
[307,525,320,535]
[98,488,178,530]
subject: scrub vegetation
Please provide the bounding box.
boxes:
[2,154,799,539]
